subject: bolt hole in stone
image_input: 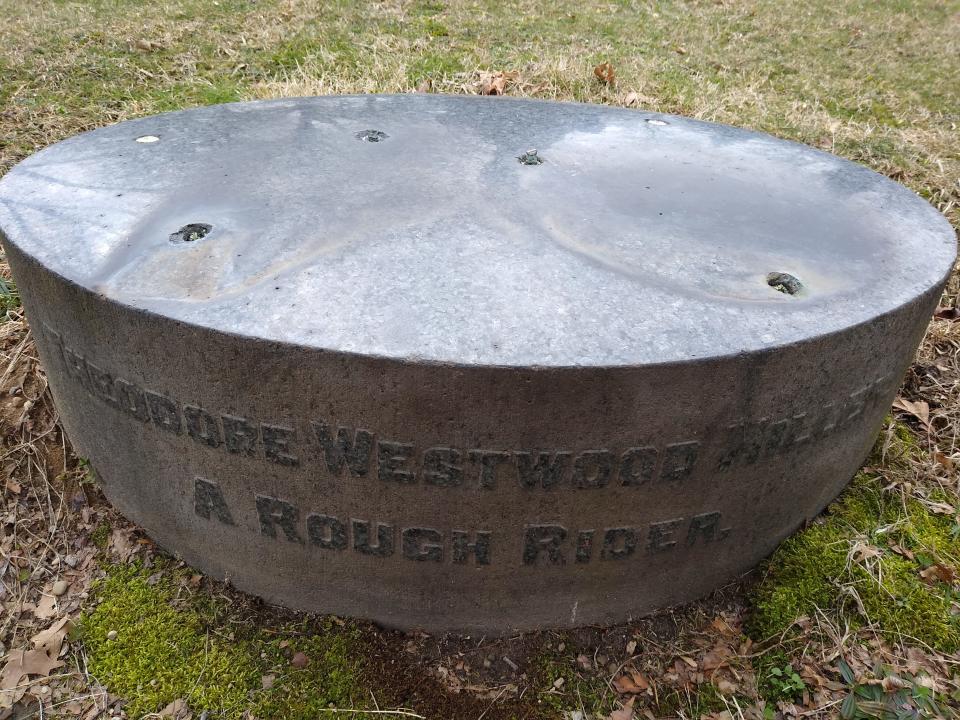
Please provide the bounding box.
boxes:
[169,223,212,244]
[355,129,388,142]
[767,271,804,296]
[645,118,669,126]
[135,135,160,143]
[518,148,543,165]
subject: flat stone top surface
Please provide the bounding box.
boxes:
[0,95,954,367]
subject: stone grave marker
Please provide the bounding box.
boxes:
[0,95,954,633]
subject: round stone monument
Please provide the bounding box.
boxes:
[0,95,954,633]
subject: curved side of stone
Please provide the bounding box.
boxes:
[4,239,947,634]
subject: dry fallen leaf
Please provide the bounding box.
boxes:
[849,540,882,563]
[0,652,29,708]
[1,647,63,688]
[627,667,650,691]
[905,647,928,675]
[613,673,645,695]
[31,616,73,657]
[888,541,915,560]
[109,528,137,561]
[479,70,516,95]
[880,674,910,692]
[933,451,954,470]
[593,62,615,84]
[0,617,72,709]
[701,643,733,672]
[291,651,309,668]
[608,700,635,720]
[716,678,738,695]
[158,698,192,719]
[133,39,163,52]
[919,563,956,585]
[33,592,58,620]
[710,614,741,635]
[892,396,932,433]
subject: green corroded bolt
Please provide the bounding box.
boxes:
[518,148,543,165]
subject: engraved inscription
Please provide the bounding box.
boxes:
[41,325,891,498]
[572,451,614,489]
[619,447,657,486]
[715,376,888,472]
[307,514,348,550]
[378,442,415,484]
[402,527,444,562]
[116,379,150,422]
[146,390,182,434]
[601,527,637,560]
[353,519,394,556]
[313,421,373,477]
[523,525,567,565]
[194,477,234,526]
[222,414,258,457]
[647,518,682,552]
[262,424,299,467]
[451,530,491,565]
[516,452,571,490]
[194,481,731,568]
[422,447,463,487]
[255,495,302,543]
[185,405,221,448]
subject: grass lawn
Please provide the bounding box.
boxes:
[0,1,958,718]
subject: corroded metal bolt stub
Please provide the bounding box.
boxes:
[518,148,543,165]
[0,95,953,634]
[356,129,388,142]
[169,223,212,244]
[767,271,804,296]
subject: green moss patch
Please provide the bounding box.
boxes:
[80,564,370,718]
[749,429,960,651]
[89,520,111,550]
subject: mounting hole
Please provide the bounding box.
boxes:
[766,272,803,296]
[355,129,388,142]
[645,118,669,126]
[169,223,212,244]
[135,135,160,143]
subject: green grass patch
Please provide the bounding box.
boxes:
[655,682,729,718]
[755,650,808,704]
[407,52,465,85]
[0,276,20,316]
[534,650,615,717]
[80,564,370,718]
